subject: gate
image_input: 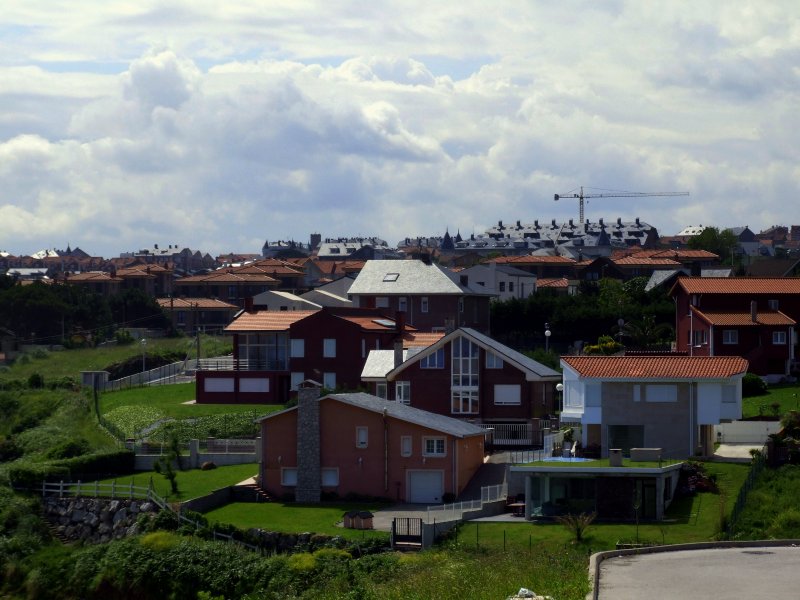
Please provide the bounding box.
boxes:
[391,517,423,550]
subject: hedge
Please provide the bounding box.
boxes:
[7,449,135,489]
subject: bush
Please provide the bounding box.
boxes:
[742,373,767,397]
[115,329,134,345]
[27,373,44,389]
[56,449,136,479]
[45,438,92,460]
[7,464,71,489]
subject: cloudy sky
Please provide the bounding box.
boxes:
[2,1,798,258]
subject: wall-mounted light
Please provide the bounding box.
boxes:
[277,455,282,465]
[358,457,363,467]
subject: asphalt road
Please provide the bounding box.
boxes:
[598,546,800,599]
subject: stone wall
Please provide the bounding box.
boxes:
[43,497,159,544]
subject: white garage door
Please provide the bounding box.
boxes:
[407,470,444,504]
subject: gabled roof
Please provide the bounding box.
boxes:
[362,348,423,380]
[224,310,317,332]
[612,256,682,267]
[671,277,800,296]
[691,307,795,326]
[387,327,560,382]
[536,277,569,288]
[561,356,748,380]
[176,271,279,285]
[491,255,576,265]
[258,392,487,439]
[348,260,494,296]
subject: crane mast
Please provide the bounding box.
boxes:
[554,186,690,224]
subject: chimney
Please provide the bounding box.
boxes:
[751,301,757,323]
[460,274,469,286]
[498,220,503,229]
[599,218,604,227]
[394,338,404,369]
[636,217,641,227]
[244,297,254,312]
[295,380,322,503]
[569,219,574,228]
[395,310,405,336]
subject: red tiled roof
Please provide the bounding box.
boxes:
[561,355,749,379]
[225,310,317,332]
[692,308,795,326]
[176,272,278,284]
[673,277,800,295]
[612,256,682,267]
[403,331,445,347]
[67,271,121,282]
[492,255,575,265]
[157,298,239,310]
[537,277,569,288]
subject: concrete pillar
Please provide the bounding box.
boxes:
[524,475,532,520]
[189,439,199,469]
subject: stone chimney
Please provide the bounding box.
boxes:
[244,297,254,312]
[295,380,322,503]
[394,338,404,369]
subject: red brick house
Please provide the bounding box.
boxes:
[196,307,443,404]
[670,277,800,380]
[156,297,239,334]
[258,386,487,504]
[347,259,495,334]
[361,327,562,446]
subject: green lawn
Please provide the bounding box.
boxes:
[742,382,800,419]
[205,501,390,541]
[0,335,234,383]
[97,463,259,501]
[97,383,283,439]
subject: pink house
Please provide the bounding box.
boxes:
[258,385,487,504]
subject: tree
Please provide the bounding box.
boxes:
[618,315,674,348]
[687,227,739,264]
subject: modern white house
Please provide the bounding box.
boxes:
[559,355,748,458]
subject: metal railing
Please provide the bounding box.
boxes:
[104,361,190,391]
[197,357,288,371]
[726,447,766,539]
[425,483,508,522]
[199,438,257,453]
[41,480,169,511]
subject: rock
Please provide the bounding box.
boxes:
[70,509,85,523]
[112,508,128,524]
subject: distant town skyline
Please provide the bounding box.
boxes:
[2,2,798,258]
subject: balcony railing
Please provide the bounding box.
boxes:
[197,357,288,371]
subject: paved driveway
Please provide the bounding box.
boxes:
[598,546,800,599]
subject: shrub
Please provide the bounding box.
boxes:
[7,464,71,489]
[555,511,597,542]
[45,438,92,460]
[115,329,134,345]
[31,348,49,360]
[27,373,44,389]
[742,373,767,397]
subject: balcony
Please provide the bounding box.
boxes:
[197,357,289,372]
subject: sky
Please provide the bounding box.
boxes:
[1,1,799,258]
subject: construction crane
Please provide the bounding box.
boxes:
[554,186,690,224]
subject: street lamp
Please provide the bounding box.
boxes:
[544,322,551,353]
[556,382,564,414]
[140,338,147,375]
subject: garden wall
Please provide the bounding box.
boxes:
[714,421,780,444]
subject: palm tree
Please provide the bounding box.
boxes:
[617,315,674,349]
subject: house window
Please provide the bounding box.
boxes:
[239,332,289,370]
[323,372,336,389]
[773,331,787,345]
[356,426,368,448]
[375,382,387,399]
[177,311,185,325]
[494,384,521,405]
[290,372,305,391]
[423,437,446,457]
[376,296,390,308]
[396,381,410,404]
[451,336,479,414]
[420,348,445,369]
[290,339,305,358]
[321,468,339,487]
[508,281,514,293]
[722,330,738,345]
[451,389,479,414]
[400,436,412,457]
[323,338,336,358]
[398,297,408,312]
[421,297,429,313]
[769,299,779,310]
[486,351,503,369]
[281,468,297,486]
[499,281,506,292]
[458,298,464,313]
[645,385,678,403]
[228,285,237,300]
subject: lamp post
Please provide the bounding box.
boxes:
[140,338,147,375]
[544,322,551,353]
[556,382,564,414]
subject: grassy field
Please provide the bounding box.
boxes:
[97,463,259,501]
[0,335,231,383]
[205,501,391,541]
[742,382,800,419]
[731,463,800,539]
